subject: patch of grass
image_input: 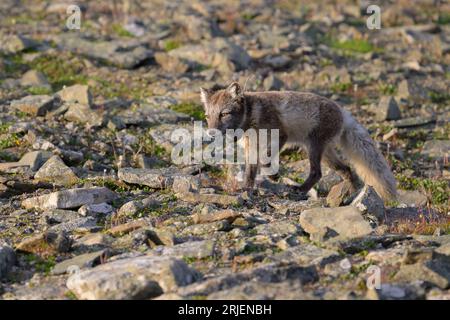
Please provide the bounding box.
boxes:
[170,102,205,121]
[0,122,11,134]
[26,86,52,95]
[241,12,258,20]
[429,91,450,104]
[437,12,450,25]
[433,123,450,140]
[327,37,379,54]
[396,175,449,206]
[164,39,181,52]
[28,53,88,90]
[138,131,168,158]
[0,151,16,161]
[1,52,27,77]
[0,133,21,150]
[280,148,304,162]
[24,254,56,275]
[112,24,134,37]
[15,110,28,119]
[331,82,352,94]
[378,83,397,95]
[90,77,152,100]
[64,291,78,300]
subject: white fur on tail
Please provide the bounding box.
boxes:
[340,110,397,201]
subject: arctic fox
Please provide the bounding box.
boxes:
[200,82,397,201]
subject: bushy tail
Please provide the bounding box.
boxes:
[340,110,397,201]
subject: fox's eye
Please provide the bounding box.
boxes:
[220,110,233,118]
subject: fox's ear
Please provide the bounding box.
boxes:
[200,87,210,105]
[227,82,241,99]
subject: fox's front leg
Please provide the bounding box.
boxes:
[243,134,258,188]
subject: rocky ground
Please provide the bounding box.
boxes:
[0,0,449,300]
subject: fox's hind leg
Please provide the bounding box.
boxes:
[323,146,359,191]
[296,140,324,193]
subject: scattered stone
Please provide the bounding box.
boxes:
[270,244,339,267]
[375,96,401,121]
[182,221,230,236]
[393,259,450,289]
[178,192,243,206]
[78,203,114,217]
[154,52,189,74]
[15,231,71,256]
[351,186,385,222]
[48,217,99,233]
[421,140,450,159]
[18,151,53,171]
[66,255,200,299]
[117,197,160,217]
[255,221,302,238]
[40,209,79,225]
[402,248,436,265]
[118,167,195,189]
[52,250,109,275]
[397,190,428,207]
[20,70,50,88]
[168,38,251,74]
[57,84,92,106]
[64,103,104,127]
[263,74,283,90]
[56,34,153,69]
[299,206,373,241]
[34,155,78,185]
[268,199,320,215]
[326,181,355,207]
[22,187,116,210]
[0,245,15,279]
[150,240,215,260]
[0,34,37,54]
[10,95,55,116]
[108,220,150,236]
[172,175,200,194]
[393,116,436,128]
[192,209,242,224]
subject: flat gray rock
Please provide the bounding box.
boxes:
[66,255,200,299]
[22,187,117,210]
[300,206,374,241]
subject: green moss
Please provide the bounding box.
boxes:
[331,82,352,93]
[26,86,52,95]
[112,24,134,37]
[24,254,56,275]
[437,12,450,25]
[1,52,27,77]
[164,39,181,52]
[241,12,258,20]
[138,131,168,158]
[28,53,88,90]
[64,291,78,300]
[429,91,450,104]
[396,175,449,206]
[170,102,205,121]
[327,37,379,54]
[0,123,11,134]
[433,123,450,140]
[0,133,21,150]
[378,83,397,95]
[89,76,152,100]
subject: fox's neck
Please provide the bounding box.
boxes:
[240,93,256,131]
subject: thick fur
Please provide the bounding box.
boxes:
[200,82,397,201]
[340,110,397,200]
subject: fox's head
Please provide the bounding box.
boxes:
[200,82,246,134]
